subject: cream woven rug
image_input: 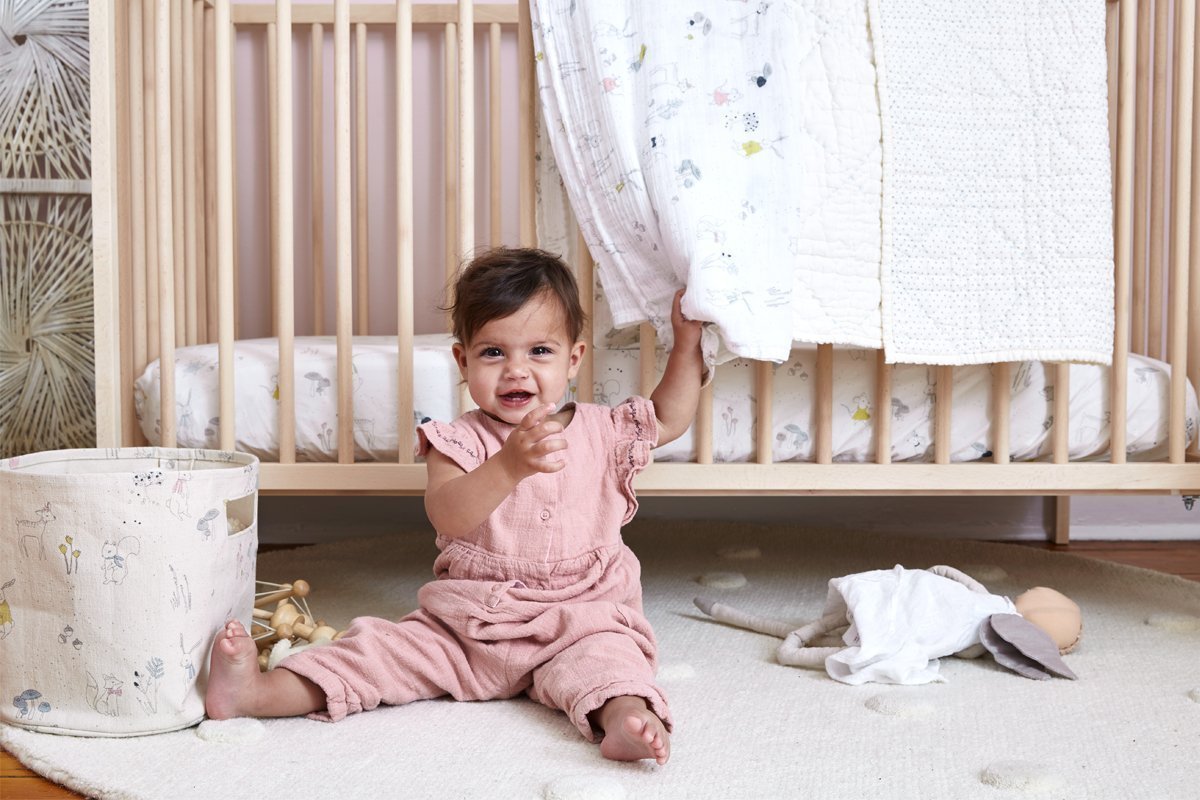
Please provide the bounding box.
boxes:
[3,521,1198,799]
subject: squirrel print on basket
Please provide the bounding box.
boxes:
[101,533,142,585]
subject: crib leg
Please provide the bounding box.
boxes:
[1051,496,1071,545]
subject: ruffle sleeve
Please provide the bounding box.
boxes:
[611,396,659,524]
[417,419,485,473]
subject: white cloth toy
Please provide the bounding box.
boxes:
[695,565,1078,684]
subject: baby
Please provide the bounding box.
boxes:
[206,247,705,765]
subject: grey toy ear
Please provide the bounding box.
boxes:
[979,614,1077,680]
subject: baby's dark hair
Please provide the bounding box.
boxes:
[447,247,586,345]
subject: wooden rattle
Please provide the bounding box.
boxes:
[276,618,340,645]
[251,600,310,649]
[254,579,310,609]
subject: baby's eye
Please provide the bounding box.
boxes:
[531,346,553,356]
[481,347,503,358]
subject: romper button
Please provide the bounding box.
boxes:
[540,509,551,521]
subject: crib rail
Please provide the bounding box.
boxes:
[89,1,1200,510]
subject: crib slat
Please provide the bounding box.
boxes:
[193,0,208,345]
[277,0,297,464]
[697,381,714,465]
[1053,363,1070,464]
[129,0,148,382]
[874,350,891,464]
[1190,0,1200,460]
[1170,0,1196,464]
[1112,0,1139,463]
[156,0,178,446]
[992,362,1011,464]
[231,21,241,341]
[640,324,656,400]
[816,344,832,465]
[336,0,354,462]
[204,5,218,346]
[459,1,475,268]
[576,231,594,403]
[355,22,370,335]
[268,22,279,337]
[90,0,122,446]
[117,1,137,444]
[755,362,773,465]
[489,22,502,245]
[182,0,198,346]
[1193,0,1200,460]
[518,0,535,246]
[311,22,326,336]
[215,0,235,451]
[171,0,185,347]
[1133,0,1151,355]
[446,21,472,412]
[1149,0,1169,361]
[934,365,952,465]
[444,23,458,292]
[397,0,415,464]
[144,0,160,367]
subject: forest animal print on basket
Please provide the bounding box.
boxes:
[16,502,56,559]
[85,673,123,717]
[0,578,14,639]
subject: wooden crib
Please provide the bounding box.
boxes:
[87,1,1200,540]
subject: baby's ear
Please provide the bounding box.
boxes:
[568,340,587,373]
[451,343,468,373]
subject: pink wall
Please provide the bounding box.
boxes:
[233,0,521,340]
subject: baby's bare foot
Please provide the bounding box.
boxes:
[205,620,264,720]
[596,696,671,765]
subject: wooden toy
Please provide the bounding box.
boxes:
[250,579,345,670]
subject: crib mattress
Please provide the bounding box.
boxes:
[134,335,1198,463]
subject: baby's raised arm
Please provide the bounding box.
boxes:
[424,403,566,538]
[650,290,705,447]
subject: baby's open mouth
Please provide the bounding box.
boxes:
[501,392,532,403]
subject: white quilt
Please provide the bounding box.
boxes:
[870,0,1114,365]
[530,0,883,364]
[134,337,1198,464]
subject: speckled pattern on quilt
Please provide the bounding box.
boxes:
[870,0,1114,365]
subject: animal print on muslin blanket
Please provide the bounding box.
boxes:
[531,0,883,364]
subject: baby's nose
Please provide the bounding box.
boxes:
[503,360,530,378]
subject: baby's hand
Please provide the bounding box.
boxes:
[496,403,567,483]
[670,289,703,351]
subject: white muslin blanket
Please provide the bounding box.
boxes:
[534,0,1114,367]
[531,0,883,364]
[869,0,1114,364]
[823,566,1016,685]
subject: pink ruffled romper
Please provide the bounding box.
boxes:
[278,396,672,740]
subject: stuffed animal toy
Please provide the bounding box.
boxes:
[694,564,1081,685]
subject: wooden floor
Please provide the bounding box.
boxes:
[3,538,1199,799]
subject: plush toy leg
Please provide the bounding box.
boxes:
[776,639,843,669]
[693,597,796,639]
[774,610,850,668]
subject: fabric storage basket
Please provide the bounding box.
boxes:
[0,448,258,736]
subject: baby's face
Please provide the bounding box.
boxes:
[453,293,585,425]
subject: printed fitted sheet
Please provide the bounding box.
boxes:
[135,335,1198,463]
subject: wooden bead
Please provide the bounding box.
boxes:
[254,579,312,609]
